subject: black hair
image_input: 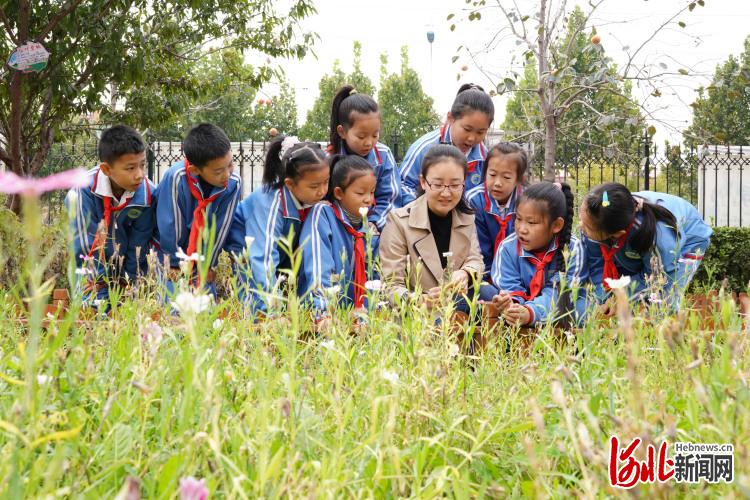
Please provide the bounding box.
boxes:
[583,182,677,254]
[518,182,574,272]
[329,84,379,155]
[262,136,328,191]
[182,123,231,168]
[327,154,374,201]
[98,124,146,164]
[418,144,474,215]
[482,141,529,184]
[450,83,495,124]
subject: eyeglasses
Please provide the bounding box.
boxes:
[424,179,465,193]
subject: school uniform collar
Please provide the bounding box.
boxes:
[340,143,383,166]
[328,200,366,232]
[279,185,314,221]
[516,235,560,261]
[90,167,152,207]
[408,194,474,231]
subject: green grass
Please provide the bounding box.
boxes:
[0,285,748,498]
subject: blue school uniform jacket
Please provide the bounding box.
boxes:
[153,160,242,268]
[340,143,400,230]
[399,124,488,205]
[491,234,583,325]
[225,185,309,313]
[467,184,522,278]
[573,191,712,307]
[65,167,156,280]
[298,201,379,312]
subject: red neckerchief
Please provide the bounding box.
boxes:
[330,203,367,308]
[184,159,223,261]
[600,221,635,290]
[484,185,513,253]
[509,237,558,301]
[87,176,132,259]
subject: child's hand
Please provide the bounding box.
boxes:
[503,303,531,325]
[598,297,616,318]
[491,292,512,312]
[368,221,380,235]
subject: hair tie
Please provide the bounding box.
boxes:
[279,136,300,160]
[602,190,610,207]
[349,88,358,95]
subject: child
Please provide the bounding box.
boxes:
[399,83,494,205]
[467,142,527,278]
[489,182,579,326]
[329,85,400,232]
[66,124,156,303]
[154,123,241,290]
[299,155,378,316]
[225,137,329,314]
[380,144,484,314]
[575,183,712,313]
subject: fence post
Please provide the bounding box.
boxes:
[391,131,399,163]
[146,133,155,182]
[643,129,651,191]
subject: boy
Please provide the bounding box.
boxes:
[65,124,156,302]
[154,123,242,291]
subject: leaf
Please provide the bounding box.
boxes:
[678,21,686,28]
[688,2,696,11]
[697,0,704,5]
[659,62,668,70]
[503,78,516,92]
[647,125,657,136]
[0,420,30,446]
[452,56,459,64]
[447,13,455,20]
[678,68,690,75]
[450,24,456,32]
[0,371,24,386]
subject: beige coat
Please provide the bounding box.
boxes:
[379,195,484,298]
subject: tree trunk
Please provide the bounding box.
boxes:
[543,111,557,181]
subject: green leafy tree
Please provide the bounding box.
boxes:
[378,47,440,156]
[299,41,376,142]
[243,78,299,141]
[686,36,750,145]
[0,0,315,211]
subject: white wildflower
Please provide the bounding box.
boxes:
[381,369,399,385]
[172,291,211,316]
[212,319,224,330]
[365,280,382,291]
[175,247,205,262]
[604,275,631,290]
[358,206,369,218]
[320,339,335,350]
[448,343,460,358]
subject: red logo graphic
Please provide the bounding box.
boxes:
[609,436,675,488]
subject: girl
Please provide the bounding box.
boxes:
[467,141,527,279]
[399,83,494,205]
[299,155,378,317]
[329,85,400,233]
[489,182,580,326]
[575,183,712,314]
[226,136,330,314]
[380,144,484,314]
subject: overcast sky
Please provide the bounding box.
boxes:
[259,0,749,145]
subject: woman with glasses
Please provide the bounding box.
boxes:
[380,144,485,339]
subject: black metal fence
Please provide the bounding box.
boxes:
[39,130,750,227]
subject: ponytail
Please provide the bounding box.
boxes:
[450,83,494,123]
[262,136,328,191]
[583,183,677,253]
[329,85,379,154]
